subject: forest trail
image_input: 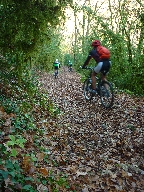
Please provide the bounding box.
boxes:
[38,66,144,191]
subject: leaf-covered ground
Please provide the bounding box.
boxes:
[38,66,144,192]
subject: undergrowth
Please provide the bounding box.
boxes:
[0,74,73,192]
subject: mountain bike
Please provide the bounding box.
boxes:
[68,64,72,72]
[68,66,72,72]
[81,66,114,108]
[54,70,58,78]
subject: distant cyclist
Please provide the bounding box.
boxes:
[68,60,72,72]
[82,40,111,95]
[53,59,60,76]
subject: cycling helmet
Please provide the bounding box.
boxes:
[91,40,101,47]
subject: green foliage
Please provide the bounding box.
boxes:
[48,172,70,191]
[0,79,70,191]
[6,135,26,148]
[5,135,26,158]
[0,0,68,55]
[35,31,63,72]
[0,159,35,191]
[0,97,18,114]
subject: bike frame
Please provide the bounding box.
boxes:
[82,66,114,108]
[83,67,102,86]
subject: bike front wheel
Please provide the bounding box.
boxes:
[99,81,114,108]
[83,79,93,101]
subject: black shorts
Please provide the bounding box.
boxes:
[54,66,58,70]
[94,60,111,75]
[100,60,111,75]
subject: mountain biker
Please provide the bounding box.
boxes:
[68,60,72,71]
[53,59,60,75]
[81,40,111,95]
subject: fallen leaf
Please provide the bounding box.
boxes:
[36,152,45,161]
[38,167,48,176]
[76,171,87,177]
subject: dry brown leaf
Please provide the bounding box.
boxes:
[37,184,48,192]
[38,167,48,177]
[76,171,87,177]
[82,187,89,192]
[0,106,5,113]
[22,156,35,174]
[36,152,45,161]
[4,118,12,126]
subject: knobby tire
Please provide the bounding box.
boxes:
[83,79,93,101]
[99,81,114,108]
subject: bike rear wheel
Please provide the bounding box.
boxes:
[99,81,114,108]
[83,79,93,101]
[54,71,58,78]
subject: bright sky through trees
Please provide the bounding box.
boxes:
[63,0,142,41]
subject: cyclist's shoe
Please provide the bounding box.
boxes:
[95,87,99,92]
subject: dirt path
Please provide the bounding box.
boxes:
[38,66,144,191]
